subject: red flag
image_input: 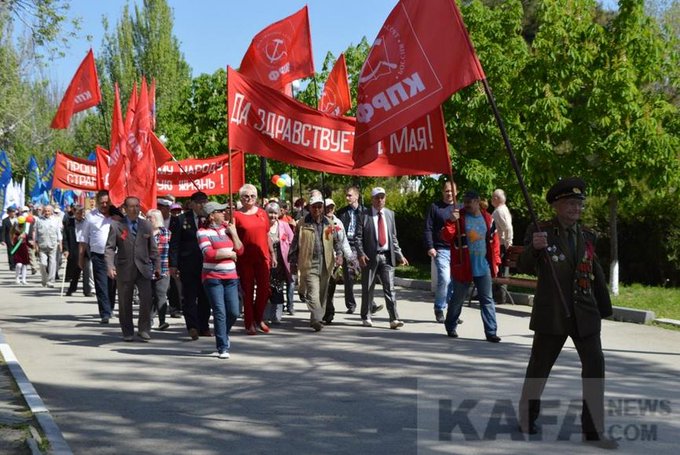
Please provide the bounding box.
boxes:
[124,82,138,133]
[52,151,98,191]
[239,6,314,91]
[353,0,485,164]
[228,67,451,176]
[149,78,157,130]
[108,84,128,206]
[319,54,351,116]
[127,78,157,211]
[95,146,110,190]
[51,49,101,129]
[150,131,173,165]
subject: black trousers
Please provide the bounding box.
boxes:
[180,270,210,332]
[519,332,605,435]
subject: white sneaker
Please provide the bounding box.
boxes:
[390,320,405,330]
[218,351,230,359]
[15,279,21,285]
[362,319,373,327]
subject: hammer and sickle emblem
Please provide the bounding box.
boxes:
[265,38,287,64]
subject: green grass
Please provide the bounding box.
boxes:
[395,263,431,280]
[612,284,680,321]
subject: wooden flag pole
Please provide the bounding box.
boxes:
[228,149,234,219]
[480,78,571,318]
[447,171,463,263]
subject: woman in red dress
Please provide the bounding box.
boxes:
[233,184,272,335]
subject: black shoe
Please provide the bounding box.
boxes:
[435,311,445,323]
[100,318,110,324]
[84,293,93,297]
[486,335,501,343]
[583,433,619,450]
[371,304,384,314]
[158,322,170,331]
[457,319,463,324]
[447,330,458,338]
[346,306,356,314]
[65,291,73,296]
[518,422,539,435]
[322,318,333,325]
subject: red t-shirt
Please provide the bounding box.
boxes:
[233,208,270,261]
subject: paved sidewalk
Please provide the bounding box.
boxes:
[0,262,679,454]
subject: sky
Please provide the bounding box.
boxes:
[50,0,622,85]
[50,0,399,85]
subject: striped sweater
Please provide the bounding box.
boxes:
[197,224,243,281]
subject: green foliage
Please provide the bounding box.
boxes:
[98,0,192,156]
[611,283,680,321]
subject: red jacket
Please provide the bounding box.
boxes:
[440,211,501,282]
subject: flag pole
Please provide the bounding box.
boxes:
[480,78,571,318]
[170,156,202,192]
[228,149,234,219]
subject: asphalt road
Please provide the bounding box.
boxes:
[0,261,678,454]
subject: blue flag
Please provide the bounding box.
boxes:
[0,150,11,188]
[41,156,56,192]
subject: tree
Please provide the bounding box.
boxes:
[98,0,192,156]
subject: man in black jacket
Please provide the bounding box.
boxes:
[517,177,617,450]
[334,185,367,314]
[169,191,211,340]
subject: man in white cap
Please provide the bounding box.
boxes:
[156,197,173,229]
[288,190,350,331]
[356,187,409,329]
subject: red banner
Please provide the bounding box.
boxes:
[319,53,351,116]
[228,67,451,176]
[353,0,485,164]
[239,6,314,91]
[51,49,102,129]
[90,151,244,197]
[53,152,99,191]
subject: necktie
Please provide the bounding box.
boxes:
[377,211,387,247]
[567,228,576,262]
[131,221,138,237]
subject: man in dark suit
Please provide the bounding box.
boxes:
[517,177,617,450]
[356,187,409,329]
[1,206,18,271]
[106,196,159,342]
[169,191,211,340]
[334,185,368,314]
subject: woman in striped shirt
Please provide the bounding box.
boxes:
[197,202,244,359]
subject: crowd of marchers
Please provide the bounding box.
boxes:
[1,177,620,448]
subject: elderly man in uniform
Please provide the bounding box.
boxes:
[517,177,617,450]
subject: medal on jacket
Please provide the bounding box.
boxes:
[547,245,565,262]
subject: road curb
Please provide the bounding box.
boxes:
[0,328,73,455]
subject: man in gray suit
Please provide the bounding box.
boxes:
[356,187,409,329]
[106,196,160,342]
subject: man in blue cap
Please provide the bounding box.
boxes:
[518,177,617,449]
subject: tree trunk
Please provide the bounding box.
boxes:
[608,194,619,295]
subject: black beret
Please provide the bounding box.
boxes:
[546,177,586,204]
[190,191,208,202]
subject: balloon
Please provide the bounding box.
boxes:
[282,174,292,187]
[25,215,35,224]
[280,173,290,181]
[276,179,286,188]
[288,178,294,187]
[271,175,280,184]
[17,216,26,224]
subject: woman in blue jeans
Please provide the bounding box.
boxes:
[197,202,243,359]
